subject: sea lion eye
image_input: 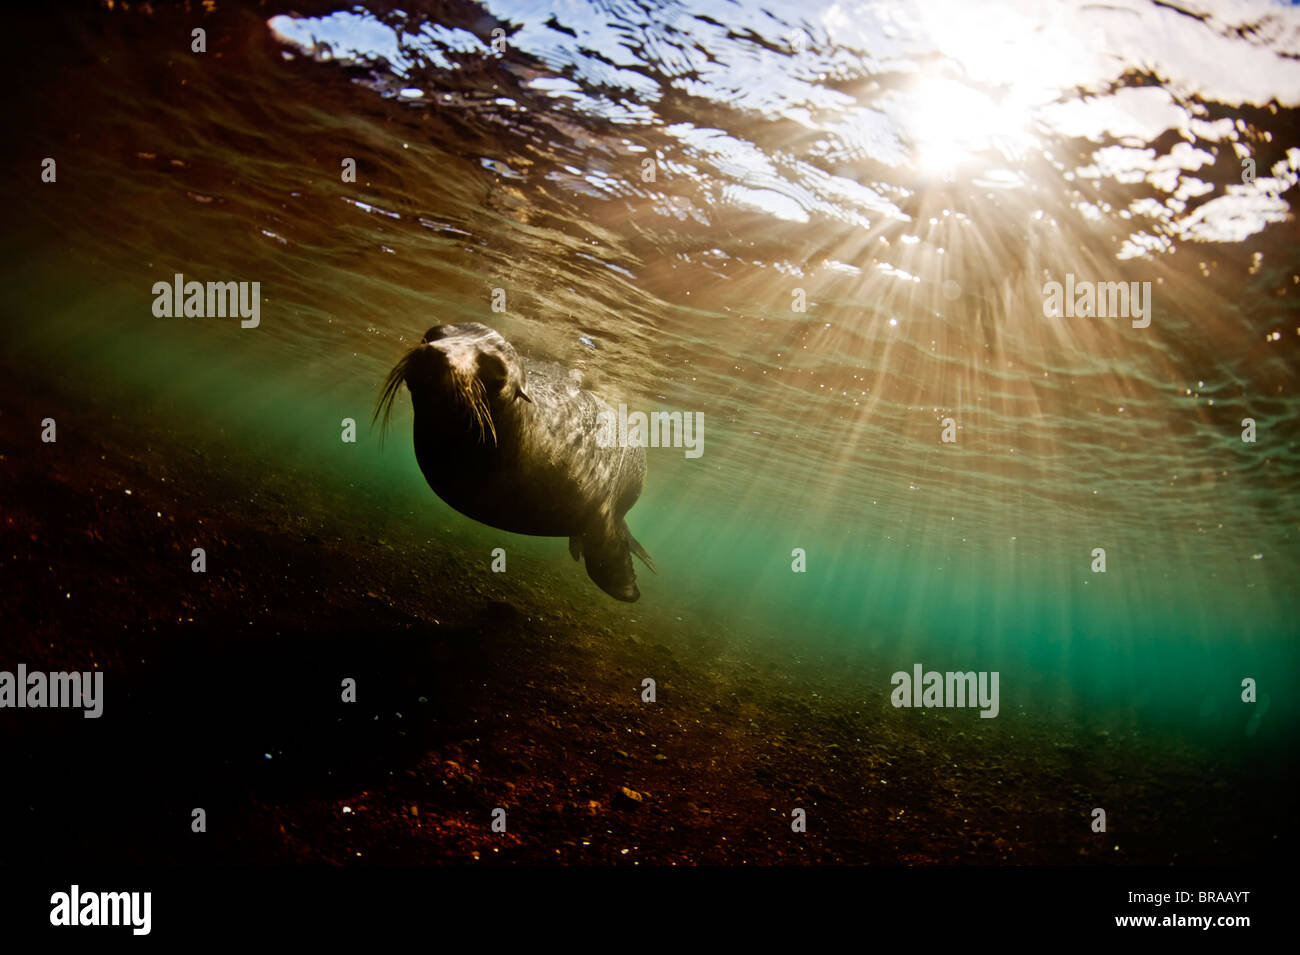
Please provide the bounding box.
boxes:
[476,352,508,389]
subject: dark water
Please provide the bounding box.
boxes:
[2,0,1298,742]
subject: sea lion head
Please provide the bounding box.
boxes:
[374,322,531,444]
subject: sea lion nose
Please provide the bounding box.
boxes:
[405,342,450,384]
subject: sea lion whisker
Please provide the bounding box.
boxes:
[372,349,415,447]
[454,371,497,446]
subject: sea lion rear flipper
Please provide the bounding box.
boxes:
[568,536,583,561]
[626,530,656,574]
[580,522,640,602]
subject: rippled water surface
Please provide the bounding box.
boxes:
[3,0,1298,725]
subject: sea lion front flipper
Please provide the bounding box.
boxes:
[568,536,583,561]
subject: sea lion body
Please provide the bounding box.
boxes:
[377,323,652,601]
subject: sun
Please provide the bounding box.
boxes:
[904,74,1033,176]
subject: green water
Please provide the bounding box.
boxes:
[2,0,1297,744]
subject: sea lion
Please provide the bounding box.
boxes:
[375,323,654,601]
